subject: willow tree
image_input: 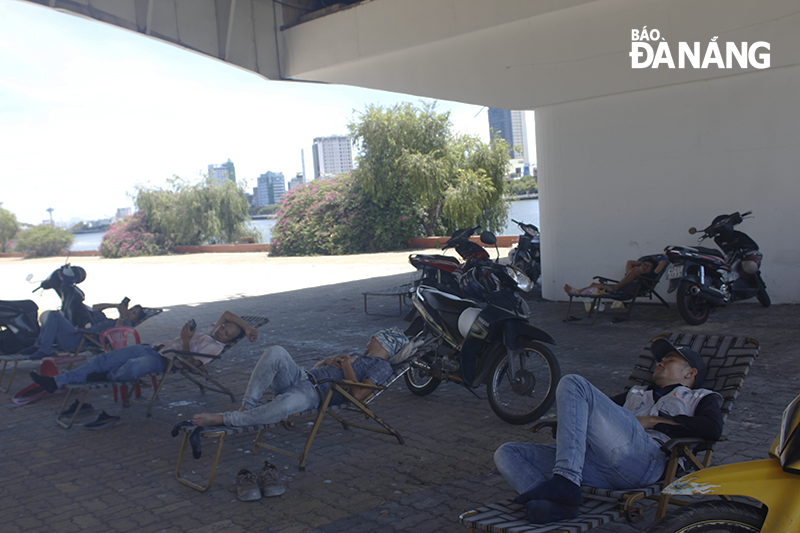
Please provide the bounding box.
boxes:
[349,102,510,236]
[134,175,257,246]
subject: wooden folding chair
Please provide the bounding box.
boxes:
[146,315,269,416]
[459,332,760,533]
[173,358,412,491]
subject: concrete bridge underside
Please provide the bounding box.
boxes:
[22,0,800,302]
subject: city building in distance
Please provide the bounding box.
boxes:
[256,171,286,206]
[488,109,529,163]
[312,135,353,180]
[208,158,236,183]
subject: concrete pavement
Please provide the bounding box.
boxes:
[1,252,796,532]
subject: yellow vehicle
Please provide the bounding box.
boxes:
[645,393,800,532]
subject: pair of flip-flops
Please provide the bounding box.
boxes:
[171,420,203,459]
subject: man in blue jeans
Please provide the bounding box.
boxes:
[22,299,146,359]
[191,327,409,427]
[494,339,723,524]
[29,311,257,393]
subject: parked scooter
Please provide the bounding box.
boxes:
[664,211,769,325]
[408,226,493,296]
[508,219,541,285]
[31,263,94,328]
[647,392,800,533]
[404,231,560,425]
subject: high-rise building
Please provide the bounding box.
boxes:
[288,172,304,191]
[257,171,286,205]
[208,159,236,183]
[488,109,529,162]
[312,135,353,179]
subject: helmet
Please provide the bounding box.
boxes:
[459,267,497,301]
[458,307,482,338]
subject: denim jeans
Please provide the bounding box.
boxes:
[494,374,666,493]
[35,311,82,355]
[54,344,165,387]
[222,346,320,426]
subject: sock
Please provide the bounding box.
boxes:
[513,474,582,506]
[525,500,580,524]
[29,371,58,394]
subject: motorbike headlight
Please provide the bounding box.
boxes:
[506,266,533,292]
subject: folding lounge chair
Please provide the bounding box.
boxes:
[459,332,760,533]
[172,353,419,492]
[146,315,270,416]
[0,306,163,394]
[564,256,669,325]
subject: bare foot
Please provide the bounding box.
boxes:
[192,413,224,427]
[564,284,579,295]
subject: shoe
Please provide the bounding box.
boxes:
[83,411,121,430]
[257,460,286,497]
[29,371,58,394]
[59,400,95,417]
[86,371,109,382]
[235,469,262,502]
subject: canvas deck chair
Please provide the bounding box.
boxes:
[172,354,419,492]
[459,332,760,533]
[145,315,270,416]
[564,256,669,325]
[0,306,163,394]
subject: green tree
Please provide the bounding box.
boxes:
[349,102,509,236]
[507,174,538,196]
[15,225,74,257]
[0,204,20,252]
[134,175,259,247]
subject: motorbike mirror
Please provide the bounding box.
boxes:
[26,274,34,283]
[688,227,697,235]
[479,231,497,246]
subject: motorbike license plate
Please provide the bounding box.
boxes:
[666,264,684,280]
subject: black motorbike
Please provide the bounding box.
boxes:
[404,234,559,425]
[32,263,94,328]
[664,211,770,325]
[508,219,541,285]
[0,300,40,354]
[408,226,493,296]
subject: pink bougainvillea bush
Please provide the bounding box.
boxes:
[100,212,174,258]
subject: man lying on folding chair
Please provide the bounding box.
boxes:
[564,255,668,297]
[191,327,408,428]
[28,311,258,395]
[20,298,147,360]
[493,338,722,525]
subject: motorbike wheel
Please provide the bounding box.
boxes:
[404,365,442,396]
[756,277,771,308]
[676,280,711,325]
[644,501,766,533]
[485,339,560,425]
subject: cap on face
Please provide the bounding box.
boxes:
[650,338,707,388]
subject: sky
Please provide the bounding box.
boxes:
[0,0,535,226]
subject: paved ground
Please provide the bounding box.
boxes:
[1,252,796,532]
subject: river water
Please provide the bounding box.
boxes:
[70,199,540,251]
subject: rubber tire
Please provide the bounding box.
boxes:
[676,280,711,325]
[485,339,560,425]
[644,501,766,533]
[404,363,441,396]
[756,277,771,308]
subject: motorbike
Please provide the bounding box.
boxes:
[404,230,560,425]
[408,226,493,296]
[508,219,541,285]
[664,211,770,325]
[0,300,40,354]
[31,262,94,328]
[647,392,800,533]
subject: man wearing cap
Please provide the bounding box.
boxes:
[192,327,409,427]
[493,338,723,524]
